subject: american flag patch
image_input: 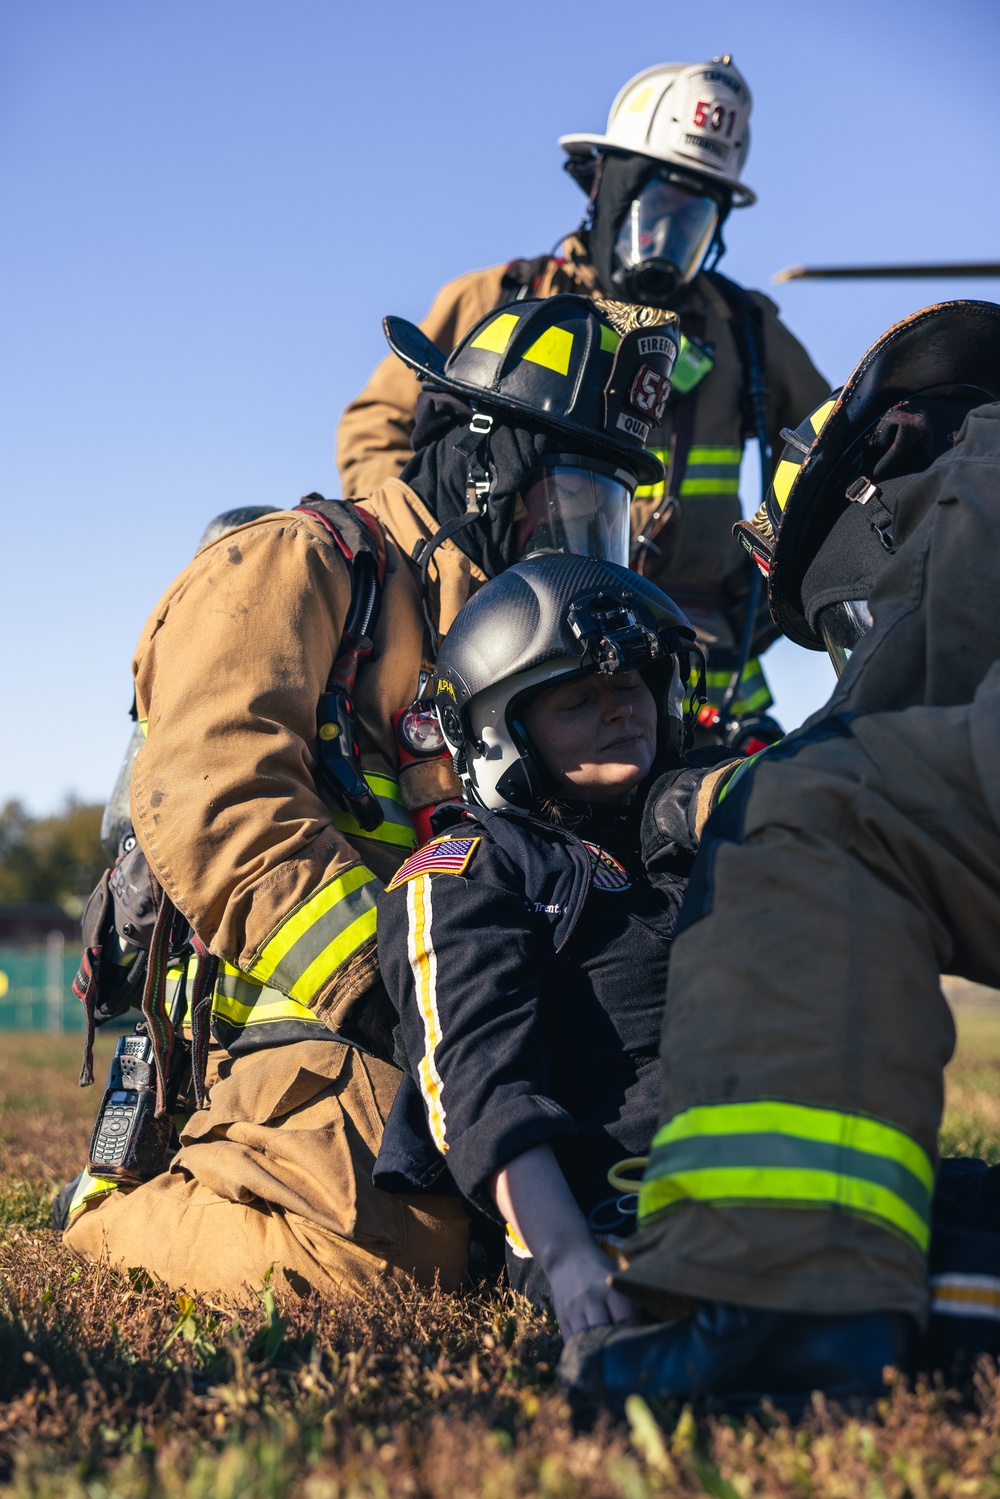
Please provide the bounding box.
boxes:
[385,836,481,892]
[581,840,632,893]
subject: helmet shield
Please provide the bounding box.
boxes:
[516,458,634,567]
[817,599,873,676]
[611,175,722,304]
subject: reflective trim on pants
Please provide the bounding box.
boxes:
[68,1167,121,1218]
[638,1100,934,1254]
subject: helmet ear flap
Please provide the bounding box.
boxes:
[494,755,537,809]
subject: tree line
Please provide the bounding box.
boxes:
[0,799,105,915]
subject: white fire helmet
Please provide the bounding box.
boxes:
[559,57,756,207]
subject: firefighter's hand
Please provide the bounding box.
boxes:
[491,1145,639,1336]
[545,1242,638,1337]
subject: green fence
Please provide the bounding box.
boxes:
[0,942,84,1031]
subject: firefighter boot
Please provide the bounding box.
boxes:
[558,1301,915,1425]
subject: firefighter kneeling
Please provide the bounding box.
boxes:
[59,295,680,1302]
[560,299,1000,1418]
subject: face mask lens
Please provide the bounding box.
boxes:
[612,178,720,294]
[817,599,873,676]
[516,463,633,567]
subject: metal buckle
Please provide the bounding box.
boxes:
[845,476,880,506]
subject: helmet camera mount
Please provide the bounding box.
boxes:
[567,591,662,675]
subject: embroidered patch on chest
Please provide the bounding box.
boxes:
[385,835,481,891]
[581,840,632,893]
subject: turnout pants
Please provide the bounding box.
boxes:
[64,1040,468,1300]
[621,666,1000,1324]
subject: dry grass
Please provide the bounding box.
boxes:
[1,1014,1000,1497]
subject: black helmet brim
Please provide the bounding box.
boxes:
[382,311,666,487]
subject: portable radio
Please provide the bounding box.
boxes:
[87,1029,175,1183]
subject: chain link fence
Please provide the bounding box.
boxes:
[0,937,83,1031]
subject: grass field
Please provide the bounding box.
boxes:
[3,1007,1000,1498]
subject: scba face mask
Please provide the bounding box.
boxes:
[611,174,723,305]
[515,457,637,569]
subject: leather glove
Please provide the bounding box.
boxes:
[641,753,740,872]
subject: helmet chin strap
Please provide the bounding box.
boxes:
[411,412,496,654]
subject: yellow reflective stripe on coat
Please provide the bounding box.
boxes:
[635,446,671,500]
[680,446,742,497]
[330,772,417,851]
[169,952,328,1044]
[702,657,773,716]
[638,1099,933,1253]
[406,873,448,1153]
[212,961,327,1029]
[247,864,380,1003]
[635,445,742,502]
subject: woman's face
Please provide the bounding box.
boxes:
[520,670,658,802]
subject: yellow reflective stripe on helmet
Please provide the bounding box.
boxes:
[68,1167,121,1216]
[638,1100,933,1253]
[772,457,801,511]
[627,84,654,114]
[600,323,622,353]
[330,773,417,850]
[522,325,573,377]
[810,398,837,434]
[213,962,326,1028]
[247,864,380,1002]
[470,311,519,354]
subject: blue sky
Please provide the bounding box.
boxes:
[2,0,998,811]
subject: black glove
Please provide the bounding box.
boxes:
[641,751,738,872]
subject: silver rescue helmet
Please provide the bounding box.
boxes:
[432,552,703,811]
[560,58,755,306]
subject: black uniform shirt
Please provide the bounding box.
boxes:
[373,800,686,1242]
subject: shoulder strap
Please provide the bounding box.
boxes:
[702,272,771,717]
[703,271,770,451]
[297,493,387,580]
[495,254,554,307]
[293,495,387,833]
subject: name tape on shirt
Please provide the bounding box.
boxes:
[385,836,481,891]
[581,840,632,893]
